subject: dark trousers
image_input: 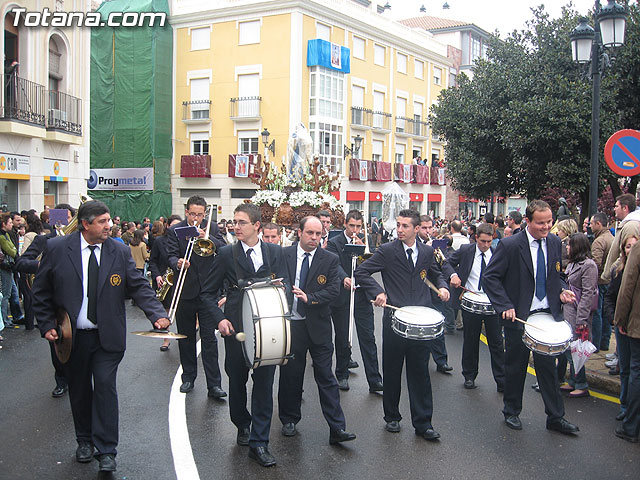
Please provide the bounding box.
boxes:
[19,275,34,329]
[50,341,67,387]
[429,295,449,367]
[224,335,276,447]
[331,298,382,385]
[65,330,124,455]
[382,313,433,432]
[278,321,346,431]
[330,303,353,381]
[461,310,505,387]
[617,330,640,436]
[503,326,564,422]
[175,297,221,389]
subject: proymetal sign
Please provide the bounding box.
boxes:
[88,168,154,191]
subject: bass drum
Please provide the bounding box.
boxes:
[241,284,292,369]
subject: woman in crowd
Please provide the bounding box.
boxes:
[614,235,640,443]
[149,215,181,351]
[20,213,44,330]
[556,218,579,271]
[561,233,598,398]
[0,213,17,328]
[111,225,125,243]
[129,229,149,275]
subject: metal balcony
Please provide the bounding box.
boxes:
[229,96,261,120]
[1,74,46,126]
[371,111,391,132]
[182,100,211,124]
[350,106,372,129]
[46,90,82,135]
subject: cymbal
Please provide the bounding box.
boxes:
[55,309,72,364]
[132,330,187,339]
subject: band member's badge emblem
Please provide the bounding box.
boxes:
[555,261,561,272]
[110,274,122,287]
[317,275,327,285]
[420,269,427,280]
[271,273,276,279]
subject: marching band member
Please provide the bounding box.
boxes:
[167,196,226,397]
[317,210,332,249]
[483,200,579,434]
[261,222,282,245]
[355,209,449,440]
[442,222,505,391]
[278,216,356,445]
[208,203,290,467]
[327,210,383,392]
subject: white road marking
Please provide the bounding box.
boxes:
[169,340,201,480]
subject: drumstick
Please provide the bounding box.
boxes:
[513,316,546,332]
[460,286,480,295]
[423,277,442,296]
[369,301,421,316]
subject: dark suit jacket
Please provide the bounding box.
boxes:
[326,231,365,307]
[205,241,290,328]
[15,232,55,275]
[483,229,565,328]
[355,239,447,309]
[32,232,167,352]
[441,243,494,309]
[149,235,170,290]
[284,244,341,342]
[166,219,225,300]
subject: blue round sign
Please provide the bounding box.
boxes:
[87,170,98,189]
[604,129,640,177]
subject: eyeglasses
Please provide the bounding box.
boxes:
[233,220,253,227]
[187,212,205,219]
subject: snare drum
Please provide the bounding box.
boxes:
[460,291,495,315]
[521,312,572,356]
[391,306,444,340]
[241,284,292,369]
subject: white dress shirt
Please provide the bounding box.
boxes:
[526,227,549,311]
[402,240,418,266]
[292,245,317,320]
[465,245,492,292]
[76,235,102,330]
[241,240,264,272]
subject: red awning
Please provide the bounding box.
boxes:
[458,195,479,203]
[428,194,441,202]
[346,191,365,201]
[410,193,424,202]
[369,191,382,201]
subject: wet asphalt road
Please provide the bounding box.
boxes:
[0,301,637,480]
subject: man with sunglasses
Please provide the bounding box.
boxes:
[167,195,226,397]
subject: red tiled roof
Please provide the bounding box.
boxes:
[399,16,472,31]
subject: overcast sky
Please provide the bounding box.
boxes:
[389,1,634,37]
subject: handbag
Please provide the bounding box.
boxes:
[0,252,15,271]
[569,284,599,312]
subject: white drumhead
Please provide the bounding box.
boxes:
[462,291,491,304]
[241,291,257,365]
[524,313,572,343]
[394,306,444,326]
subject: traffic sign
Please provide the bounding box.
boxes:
[604,129,640,177]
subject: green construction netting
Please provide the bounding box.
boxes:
[90,0,172,221]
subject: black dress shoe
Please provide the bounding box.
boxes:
[98,454,117,472]
[368,381,384,393]
[463,379,476,389]
[348,359,359,369]
[281,422,297,437]
[417,428,441,441]
[329,429,356,445]
[436,364,453,374]
[237,427,250,446]
[75,441,94,463]
[337,378,350,391]
[546,418,579,435]
[180,381,194,393]
[615,411,626,421]
[248,446,276,467]
[385,420,401,433]
[615,426,639,443]
[52,385,68,398]
[208,386,227,398]
[504,415,522,430]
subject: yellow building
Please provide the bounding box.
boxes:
[170,0,451,221]
[0,0,90,210]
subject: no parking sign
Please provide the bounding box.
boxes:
[604,129,640,177]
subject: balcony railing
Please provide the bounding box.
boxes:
[396,117,428,137]
[46,90,82,135]
[1,74,46,126]
[229,96,261,120]
[351,106,372,128]
[182,100,211,122]
[372,111,391,131]
[411,119,428,137]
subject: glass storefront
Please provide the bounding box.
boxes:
[44,181,58,208]
[0,179,18,211]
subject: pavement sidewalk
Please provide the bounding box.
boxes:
[584,333,621,396]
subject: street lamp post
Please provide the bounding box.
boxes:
[261,128,275,163]
[343,134,363,159]
[570,0,627,218]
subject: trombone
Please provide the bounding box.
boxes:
[193,205,216,256]
[348,213,373,347]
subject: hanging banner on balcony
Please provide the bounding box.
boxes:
[229,154,260,178]
[415,165,429,184]
[44,159,69,182]
[359,160,369,181]
[87,168,154,191]
[403,165,413,183]
[374,162,391,182]
[437,168,446,186]
[307,39,351,73]
[0,153,30,180]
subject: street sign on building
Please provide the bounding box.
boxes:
[604,129,640,177]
